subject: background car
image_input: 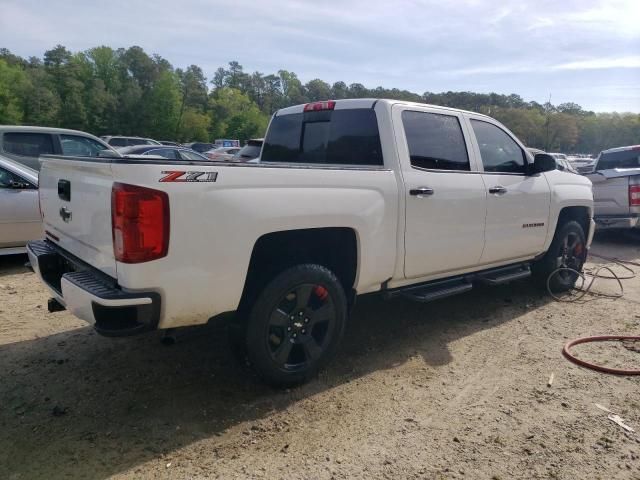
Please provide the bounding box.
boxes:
[0,126,114,171]
[568,156,597,174]
[0,154,41,255]
[182,142,215,153]
[549,152,579,173]
[526,148,578,174]
[116,145,209,161]
[100,136,161,148]
[231,138,263,162]
[204,146,241,161]
[159,141,180,146]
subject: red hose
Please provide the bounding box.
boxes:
[563,336,640,375]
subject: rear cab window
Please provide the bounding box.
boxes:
[597,149,640,171]
[261,108,383,166]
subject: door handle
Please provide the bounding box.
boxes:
[489,186,507,195]
[409,187,434,197]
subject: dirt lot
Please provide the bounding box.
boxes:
[1,232,639,479]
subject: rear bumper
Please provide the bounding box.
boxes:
[593,215,639,230]
[27,240,160,337]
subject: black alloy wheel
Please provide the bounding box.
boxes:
[244,264,347,386]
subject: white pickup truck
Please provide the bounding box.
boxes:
[29,99,595,386]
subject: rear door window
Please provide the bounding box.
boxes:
[597,150,640,170]
[402,111,470,171]
[3,132,54,156]
[261,109,383,166]
[60,135,107,157]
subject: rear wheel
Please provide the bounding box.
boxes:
[244,264,347,387]
[533,220,587,292]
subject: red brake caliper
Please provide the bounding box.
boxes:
[314,285,329,301]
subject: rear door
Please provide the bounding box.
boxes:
[466,116,550,264]
[394,105,487,278]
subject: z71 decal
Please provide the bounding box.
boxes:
[159,171,218,183]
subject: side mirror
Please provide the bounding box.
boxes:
[530,153,557,174]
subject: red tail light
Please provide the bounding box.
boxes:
[111,183,170,263]
[304,100,336,112]
[630,185,640,207]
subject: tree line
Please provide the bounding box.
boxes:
[0,45,638,153]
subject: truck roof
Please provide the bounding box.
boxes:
[601,144,640,154]
[0,125,101,136]
[275,98,493,119]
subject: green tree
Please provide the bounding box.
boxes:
[331,81,349,99]
[177,108,211,142]
[305,79,331,101]
[22,67,60,126]
[278,70,305,104]
[209,87,268,142]
[143,71,181,139]
[0,59,28,123]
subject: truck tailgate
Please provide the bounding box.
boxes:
[588,172,630,216]
[39,157,117,277]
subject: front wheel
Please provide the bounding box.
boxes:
[244,264,347,387]
[532,220,587,292]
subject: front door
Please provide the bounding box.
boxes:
[467,117,550,264]
[0,167,41,248]
[395,106,487,279]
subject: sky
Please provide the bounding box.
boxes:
[1,0,639,112]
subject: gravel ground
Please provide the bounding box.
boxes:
[1,232,639,480]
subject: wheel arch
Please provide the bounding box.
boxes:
[239,227,360,312]
[557,205,591,238]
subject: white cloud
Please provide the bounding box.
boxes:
[555,56,640,70]
[0,0,638,111]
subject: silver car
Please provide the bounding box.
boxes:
[0,154,41,255]
[0,126,115,171]
[204,146,242,161]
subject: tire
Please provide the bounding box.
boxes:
[243,264,347,387]
[532,220,587,293]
